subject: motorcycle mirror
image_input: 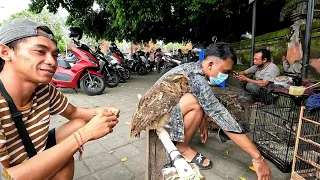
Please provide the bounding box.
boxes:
[212,36,217,43]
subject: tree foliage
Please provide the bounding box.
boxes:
[29,0,292,44]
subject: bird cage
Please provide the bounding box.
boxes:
[291,106,320,180]
[207,86,257,133]
[253,92,307,173]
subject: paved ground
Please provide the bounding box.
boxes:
[50,72,291,180]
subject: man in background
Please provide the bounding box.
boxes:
[235,49,280,97]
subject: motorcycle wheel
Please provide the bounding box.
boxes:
[104,70,120,88]
[80,74,106,96]
[125,69,131,80]
[138,66,147,75]
[120,74,127,83]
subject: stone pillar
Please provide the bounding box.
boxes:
[286,20,304,65]
[280,0,320,75]
[280,1,307,67]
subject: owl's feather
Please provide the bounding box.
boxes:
[130,73,189,137]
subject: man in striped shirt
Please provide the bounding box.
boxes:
[0,18,119,180]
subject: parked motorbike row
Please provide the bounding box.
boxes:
[50,27,155,96]
[156,43,206,74]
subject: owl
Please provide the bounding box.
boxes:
[130,73,190,137]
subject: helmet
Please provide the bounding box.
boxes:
[69,27,83,40]
[191,44,205,55]
[109,42,118,52]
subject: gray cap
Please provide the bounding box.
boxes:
[0,18,57,45]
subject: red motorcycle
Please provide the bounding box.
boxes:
[50,28,106,96]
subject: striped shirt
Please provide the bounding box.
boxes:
[0,84,69,166]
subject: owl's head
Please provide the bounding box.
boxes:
[165,73,190,94]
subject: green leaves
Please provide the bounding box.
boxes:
[27,0,291,44]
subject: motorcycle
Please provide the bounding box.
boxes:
[161,55,182,74]
[135,51,151,73]
[94,47,120,88]
[51,46,106,96]
[125,53,148,75]
[107,50,131,82]
[105,53,130,83]
[51,27,106,96]
[146,52,156,71]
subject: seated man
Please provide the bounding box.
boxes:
[0,18,119,180]
[158,43,271,179]
[235,49,280,96]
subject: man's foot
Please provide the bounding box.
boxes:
[188,152,213,170]
[180,147,212,170]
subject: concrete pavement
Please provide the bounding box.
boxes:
[50,72,290,180]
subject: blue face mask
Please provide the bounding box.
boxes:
[209,72,228,85]
[209,64,229,86]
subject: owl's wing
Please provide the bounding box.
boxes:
[130,83,180,137]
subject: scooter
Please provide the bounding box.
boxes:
[161,55,182,74]
[50,28,106,96]
[136,51,151,73]
[94,47,120,88]
[105,53,130,83]
[126,53,148,75]
[107,49,131,81]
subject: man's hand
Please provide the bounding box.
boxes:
[80,109,119,141]
[199,117,208,144]
[95,107,120,118]
[253,158,271,180]
[235,75,248,82]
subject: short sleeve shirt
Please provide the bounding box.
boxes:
[246,63,280,82]
[0,84,69,166]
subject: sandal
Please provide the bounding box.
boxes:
[188,152,213,170]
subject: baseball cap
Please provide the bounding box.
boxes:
[0,18,57,45]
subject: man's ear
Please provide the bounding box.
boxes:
[0,44,11,61]
[208,61,214,70]
[263,58,268,63]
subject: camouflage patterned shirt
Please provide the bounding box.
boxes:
[157,61,243,136]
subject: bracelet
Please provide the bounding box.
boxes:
[77,131,84,145]
[73,133,84,160]
[77,131,84,152]
[252,156,265,163]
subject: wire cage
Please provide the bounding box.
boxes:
[291,107,320,180]
[207,86,257,133]
[253,90,308,173]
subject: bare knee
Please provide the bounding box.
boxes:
[180,93,203,115]
[50,157,74,180]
